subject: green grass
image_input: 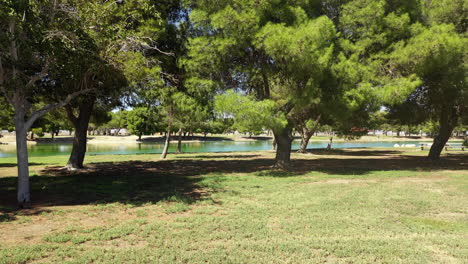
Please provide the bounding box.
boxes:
[0,149,467,263]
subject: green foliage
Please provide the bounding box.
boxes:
[215,90,287,133]
[420,0,467,33]
[184,0,388,146]
[107,111,128,130]
[169,92,211,133]
[31,128,44,138]
[0,98,13,131]
[389,24,466,107]
[382,11,467,151]
[254,15,336,104]
[90,106,112,129]
[126,107,159,139]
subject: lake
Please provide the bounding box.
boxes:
[0,140,432,158]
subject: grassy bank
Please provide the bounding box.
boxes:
[0,149,467,263]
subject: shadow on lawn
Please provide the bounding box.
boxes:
[301,149,404,156]
[0,150,466,216]
[184,154,262,159]
[35,137,94,143]
[0,163,46,168]
[240,136,273,141]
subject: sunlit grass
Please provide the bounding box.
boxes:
[0,149,467,263]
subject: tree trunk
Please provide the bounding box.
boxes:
[428,106,458,160]
[14,119,31,206]
[67,121,88,169]
[272,126,293,169]
[177,128,182,153]
[296,115,321,153]
[327,136,334,150]
[66,99,95,169]
[298,132,312,153]
[161,129,171,159]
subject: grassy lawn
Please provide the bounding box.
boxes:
[0,149,467,263]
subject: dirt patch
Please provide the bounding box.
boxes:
[304,179,379,185]
[0,221,55,246]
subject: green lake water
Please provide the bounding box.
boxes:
[0,140,433,158]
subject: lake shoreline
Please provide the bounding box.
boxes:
[1,134,458,146]
[1,137,464,159]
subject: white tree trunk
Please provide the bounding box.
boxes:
[2,14,94,205]
[14,118,31,206]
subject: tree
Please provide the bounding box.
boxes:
[346,0,468,159]
[61,0,183,169]
[0,0,95,205]
[214,91,273,137]
[386,24,466,159]
[127,107,159,141]
[170,92,210,154]
[185,1,345,168]
[32,109,72,139]
[107,111,128,136]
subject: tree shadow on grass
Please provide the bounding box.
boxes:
[0,163,46,168]
[0,206,53,223]
[300,148,404,156]
[35,137,94,143]
[240,136,273,141]
[0,150,466,214]
[182,154,261,159]
[0,158,275,212]
[290,154,468,176]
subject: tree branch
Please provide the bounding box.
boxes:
[65,104,78,125]
[308,114,322,136]
[281,102,294,115]
[26,62,49,88]
[25,88,94,129]
[121,37,175,56]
